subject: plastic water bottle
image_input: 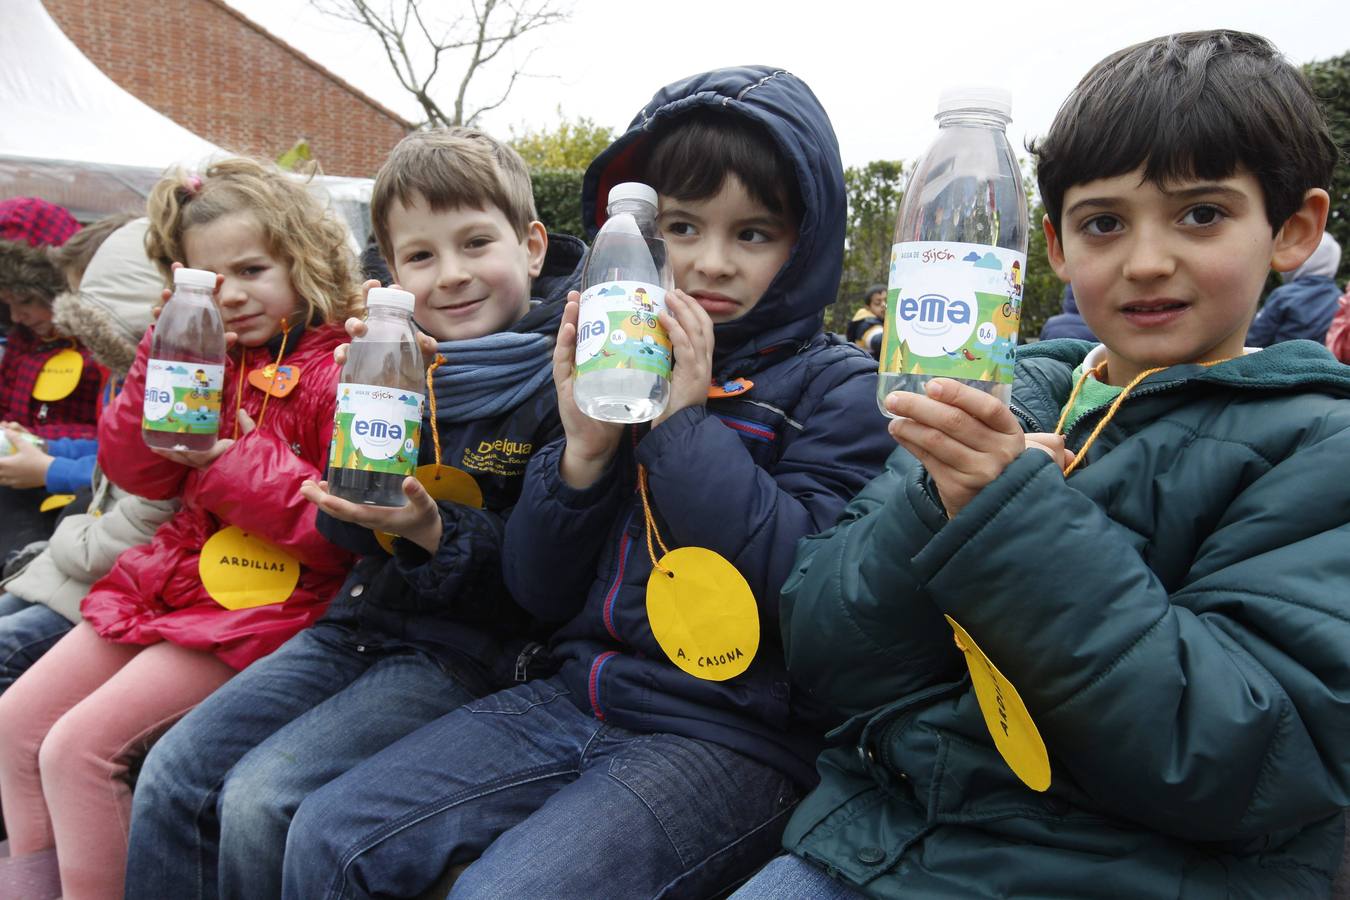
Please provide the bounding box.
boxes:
[143,267,227,451]
[877,86,1029,413]
[574,182,674,423]
[327,287,424,507]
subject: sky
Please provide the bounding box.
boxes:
[223,0,1350,170]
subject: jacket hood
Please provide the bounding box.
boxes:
[51,219,162,376]
[0,238,64,304]
[581,66,845,374]
[511,232,586,339]
[1062,283,1080,314]
[1285,231,1341,283]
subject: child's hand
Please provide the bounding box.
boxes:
[333,281,436,367]
[299,477,443,554]
[554,292,624,489]
[0,429,54,489]
[1024,433,1076,473]
[653,290,714,428]
[149,409,253,469]
[885,379,1026,519]
[157,263,236,350]
[0,422,30,435]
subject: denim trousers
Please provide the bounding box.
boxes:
[123,621,481,900]
[282,676,800,900]
[729,854,868,900]
[0,593,74,695]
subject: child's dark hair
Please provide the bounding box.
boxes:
[1033,30,1338,234]
[642,110,803,223]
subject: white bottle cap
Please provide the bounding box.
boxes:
[608,182,658,207]
[366,287,415,313]
[936,86,1012,119]
[173,267,217,288]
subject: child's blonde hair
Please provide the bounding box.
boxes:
[371,128,538,271]
[145,157,362,326]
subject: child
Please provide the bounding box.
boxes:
[123,127,584,900]
[0,157,359,899]
[280,66,896,899]
[0,217,177,693]
[734,30,1349,899]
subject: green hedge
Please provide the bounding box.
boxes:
[532,168,586,239]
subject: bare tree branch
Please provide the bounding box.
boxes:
[313,0,570,129]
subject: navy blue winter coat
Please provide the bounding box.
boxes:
[1246,275,1342,347]
[502,67,895,786]
[1038,284,1096,342]
[317,236,583,688]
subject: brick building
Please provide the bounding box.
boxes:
[42,0,413,177]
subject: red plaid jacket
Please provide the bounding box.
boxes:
[0,327,99,439]
[0,198,80,247]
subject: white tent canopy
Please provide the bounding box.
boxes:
[1,0,223,168]
[0,0,371,247]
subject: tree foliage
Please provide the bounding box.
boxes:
[832,160,904,334]
[512,112,613,170]
[530,169,585,238]
[1304,52,1350,286]
[311,0,569,128]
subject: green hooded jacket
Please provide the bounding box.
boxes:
[780,338,1350,898]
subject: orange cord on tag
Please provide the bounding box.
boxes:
[637,465,673,577]
[233,318,292,439]
[1053,357,1234,476]
[425,354,446,467]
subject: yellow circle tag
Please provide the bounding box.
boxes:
[944,615,1051,792]
[39,494,78,513]
[33,349,84,402]
[199,526,301,610]
[375,465,484,554]
[646,547,759,682]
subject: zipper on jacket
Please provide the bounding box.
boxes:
[601,510,635,642]
[1009,402,1043,433]
[587,650,620,720]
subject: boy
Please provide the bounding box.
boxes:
[734,30,1350,899]
[122,128,585,899]
[281,66,895,898]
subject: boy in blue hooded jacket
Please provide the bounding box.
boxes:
[280,66,895,899]
[733,30,1350,900]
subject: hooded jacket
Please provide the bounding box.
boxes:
[84,320,354,670]
[0,239,100,439]
[1038,283,1097,342]
[2,219,177,621]
[317,235,583,686]
[1247,232,1343,347]
[502,67,895,786]
[779,339,1350,897]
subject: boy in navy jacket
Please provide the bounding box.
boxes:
[281,67,895,899]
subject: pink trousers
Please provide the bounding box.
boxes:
[0,622,234,900]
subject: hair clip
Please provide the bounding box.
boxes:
[183,174,203,197]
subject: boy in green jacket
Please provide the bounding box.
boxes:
[733,29,1350,899]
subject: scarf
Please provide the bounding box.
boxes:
[431,331,553,423]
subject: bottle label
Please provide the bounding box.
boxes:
[142,359,225,435]
[879,241,1025,384]
[575,281,672,380]
[328,383,423,477]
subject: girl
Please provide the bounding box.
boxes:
[0,158,360,900]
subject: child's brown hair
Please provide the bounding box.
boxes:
[145,157,362,326]
[370,128,538,272]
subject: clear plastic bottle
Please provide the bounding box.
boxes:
[327,287,425,507]
[574,182,674,423]
[143,267,227,451]
[877,86,1029,413]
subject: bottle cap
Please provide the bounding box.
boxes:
[173,267,217,289]
[366,287,415,313]
[607,182,658,208]
[936,86,1012,119]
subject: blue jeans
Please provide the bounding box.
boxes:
[282,676,800,900]
[730,854,867,900]
[0,592,75,694]
[123,621,483,900]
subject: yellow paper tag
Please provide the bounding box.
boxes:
[944,615,1051,792]
[33,349,84,402]
[39,494,77,512]
[375,465,484,554]
[199,526,300,610]
[646,547,759,682]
